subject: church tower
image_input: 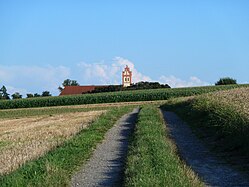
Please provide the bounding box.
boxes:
[122,65,132,87]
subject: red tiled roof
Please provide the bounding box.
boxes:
[59,86,106,96]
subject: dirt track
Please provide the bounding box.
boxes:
[71,108,140,187]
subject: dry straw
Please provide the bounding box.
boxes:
[0,110,105,174]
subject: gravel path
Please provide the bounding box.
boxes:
[71,108,140,187]
[162,111,249,187]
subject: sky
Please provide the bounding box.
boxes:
[0,0,249,96]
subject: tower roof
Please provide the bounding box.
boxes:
[123,65,132,73]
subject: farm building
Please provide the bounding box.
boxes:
[59,85,106,96]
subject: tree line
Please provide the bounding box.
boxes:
[0,78,80,100]
[87,81,171,94]
[0,86,52,100]
[0,77,238,100]
[57,77,238,94]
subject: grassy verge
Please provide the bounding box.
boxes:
[0,106,134,187]
[162,95,249,175]
[124,105,203,187]
[162,96,249,155]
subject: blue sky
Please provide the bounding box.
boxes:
[0,0,249,96]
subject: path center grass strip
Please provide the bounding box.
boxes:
[0,106,134,187]
[124,105,204,187]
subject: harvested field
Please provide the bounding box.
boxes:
[0,110,105,175]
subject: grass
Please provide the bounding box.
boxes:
[124,105,203,187]
[0,141,10,149]
[162,88,249,175]
[199,87,249,117]
[163,87,249,155]
[0,106,134,187]
[192,89,249,154]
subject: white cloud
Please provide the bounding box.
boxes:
[0,57,210,97]
[77,57,151,85]
[114,57,152,83]
[5,86,28,97]
[159,75,210,88]
[70,57,210,89]
[77,62,120,85]
[0,65,70,96]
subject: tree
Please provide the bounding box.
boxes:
[71,80,79,86]
[88,81,171,94]
[127,81,171,90]
[58,79,80,92]
[26,93,34,98]
[42,91,52,97]
[12,92,22,99]
[215,77,237,85]
[0,86,10,100]
[34,93,41,97]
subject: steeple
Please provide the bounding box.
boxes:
[122,65,132,87]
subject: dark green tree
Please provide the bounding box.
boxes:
[88,81,171,94]
[71,80,79,86]
[34,93,41,97]
[58,79,80,92]
[12,92,22,99]
[127,81,171,90]
[215,77,237,85]
[26,93,34,98]
[42,91,52,97]
[63,79,71,86]
[0,86,10,100]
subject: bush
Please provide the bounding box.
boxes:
[42,91,52,97]
[11,92,22,99]
[26,94,34,98]
[128,81,170,89]
[215,77,237,85]
[89,82,170,94]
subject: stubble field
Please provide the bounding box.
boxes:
[0,110,105,174]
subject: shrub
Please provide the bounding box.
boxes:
[26,94,34,98]
[11,92,22,99]
[42,91,52,97]
[215,77,237,85]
